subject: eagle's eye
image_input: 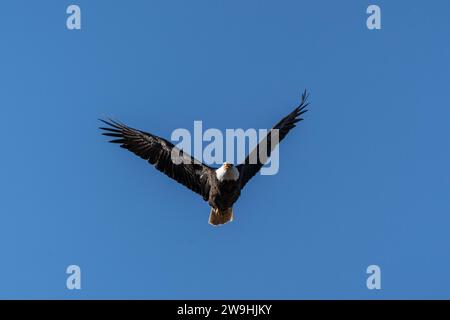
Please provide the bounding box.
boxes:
[223,162,232,170]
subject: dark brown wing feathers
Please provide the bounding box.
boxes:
[237,90,309,189]
[100,119,212,201]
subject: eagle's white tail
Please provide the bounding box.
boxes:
[209,208,233,226]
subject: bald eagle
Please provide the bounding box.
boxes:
[100,91,309,226]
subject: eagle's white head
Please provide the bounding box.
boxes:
[215,162,239,182]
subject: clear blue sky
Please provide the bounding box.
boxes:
[0,0,449,299]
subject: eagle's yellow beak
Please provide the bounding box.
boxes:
[223,162,233,170]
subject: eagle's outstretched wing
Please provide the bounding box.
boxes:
[236,91,309,190]
[100,119,213,201]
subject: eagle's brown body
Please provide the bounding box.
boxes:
[210,179,241,210]
[208,178,241,225]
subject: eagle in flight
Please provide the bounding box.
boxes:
[100,91,309,226]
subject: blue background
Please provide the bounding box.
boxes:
[0,0,449,299]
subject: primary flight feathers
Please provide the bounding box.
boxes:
[100,91,309,226]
